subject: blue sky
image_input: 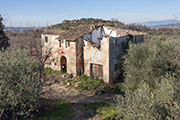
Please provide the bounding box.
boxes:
[1,0,179,27]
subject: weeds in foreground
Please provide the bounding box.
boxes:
[32,99,73,120]
[44,67,62,75]
[83,102,118,120]
[32,100,117,120]
[65,74,124,94]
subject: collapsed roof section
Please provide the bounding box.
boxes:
[56,24,103,41]
[104,26,146,37]
[55,24,145,41]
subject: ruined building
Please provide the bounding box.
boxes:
[41,25,145,84]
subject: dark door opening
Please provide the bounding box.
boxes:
[90,63,103,79]
[127,34,133,43]
[61,56,67,72]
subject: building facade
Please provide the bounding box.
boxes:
[42,25,144,84]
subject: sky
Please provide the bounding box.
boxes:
[1,0,180,27]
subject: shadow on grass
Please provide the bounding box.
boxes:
[32,99,117,120]
[77,102,118,120]
[31,99,73,120]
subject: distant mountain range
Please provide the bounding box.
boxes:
[4,27,46,32]
[136,19,180,28]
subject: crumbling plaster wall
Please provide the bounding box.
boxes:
[133,35,144,43]
[41,34,59,53]
[109,36,127,83]
[42,34,77,76]
[103,27,118,37]
[84,27,103,44]
[91,27,103,44]
[76,38,83,75]
[57,41,77,76]
[83,37,110,83]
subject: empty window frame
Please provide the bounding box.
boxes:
[59,40,61,47]
[61,40,64,44]
[114,39,118,47]
[68,41,70,47]
[65,41,67,48]
[45,36,48,43]
[114,64,118,71]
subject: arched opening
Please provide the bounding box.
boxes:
[60,56,67,72]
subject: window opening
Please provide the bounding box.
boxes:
[45,36,48,43]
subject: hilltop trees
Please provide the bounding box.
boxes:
[0,15,9,50]
[50,18,150,32]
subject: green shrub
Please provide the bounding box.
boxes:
[123,38,180,92]
[0,47,43,119]
[106,24,114,27]
[33,100,73,120]
[84,102,118,120]
[116,76,180,119]
[0,15,9,50]
[116,32,180,119]
[44,67,54,74]
[44,67,62,74]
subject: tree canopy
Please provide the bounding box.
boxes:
[0,15,9,50]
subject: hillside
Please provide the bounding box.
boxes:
[48,18,150,32]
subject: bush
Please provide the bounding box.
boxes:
[106,24,114,27]
[0,47,43,119]
[44,67,62,75]
[83,102,118,120]
[116,32,180,119]
[116,76,180,119]
[77,74,103,91]
[123,37,180,92]
[0,15,9,50]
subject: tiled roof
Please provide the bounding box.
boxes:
[105,26,146,37]
[56,24,145,40]
[56,25,102,41]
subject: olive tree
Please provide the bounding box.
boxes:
[0,15,9,50]
[116,32,180,119]
[0,47,43,119]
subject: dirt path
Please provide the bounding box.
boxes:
[40,74,121,120]
[41,74,121,104]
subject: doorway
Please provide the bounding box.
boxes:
[61,56,67,72]
[90,63,103,79]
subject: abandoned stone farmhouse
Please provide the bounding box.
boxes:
[41,25,145,84]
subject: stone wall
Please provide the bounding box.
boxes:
[76,38,83,75]
[83,37,110,83]
[42,34,77,76]
[133,35,144,43]
[109,36,127,83]
[109,35,144,83]
[41,30,144,84]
